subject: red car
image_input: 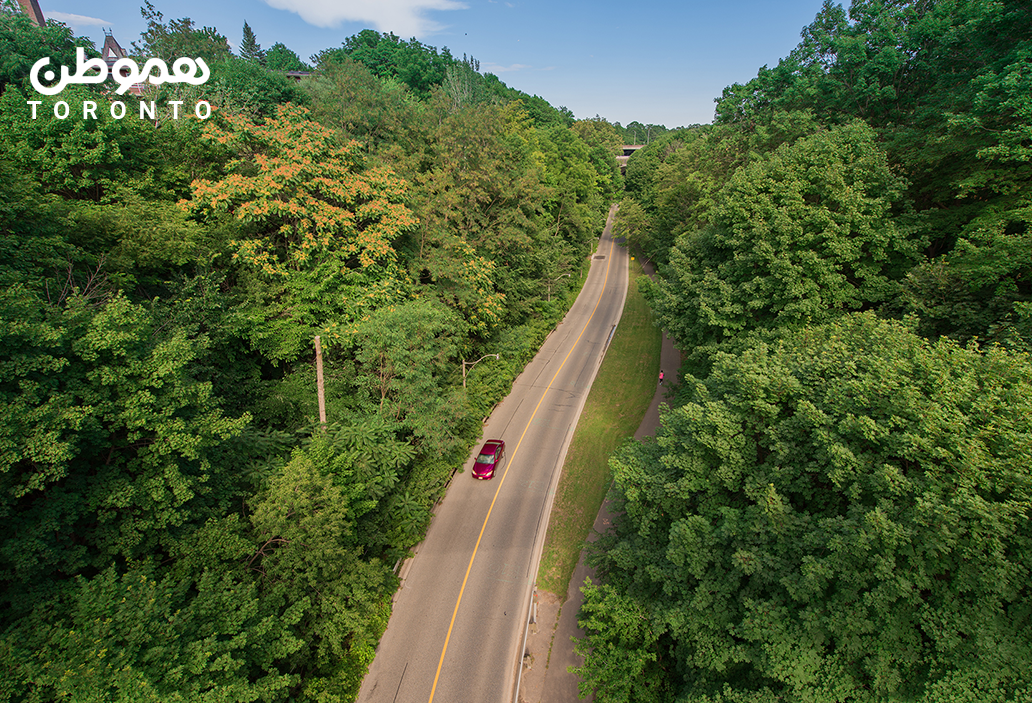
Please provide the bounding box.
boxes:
[472,439,505,479]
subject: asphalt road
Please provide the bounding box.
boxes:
[357,210,629,703]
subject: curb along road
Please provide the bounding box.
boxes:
[511,205,626,703]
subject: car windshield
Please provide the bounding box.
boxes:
[476,452,495,464]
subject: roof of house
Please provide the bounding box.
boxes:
[102,31,128,70]
[16,0,45,27]
[101,30,145,97]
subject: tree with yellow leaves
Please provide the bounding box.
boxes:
[184,103,418,360]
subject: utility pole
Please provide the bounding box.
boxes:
[314,335,326,428]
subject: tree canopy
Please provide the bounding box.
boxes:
[644,121,918,351]
[132,0,231,64]
[581,1,1032,701]
[0,5,620,700]
[579,314,1032,702]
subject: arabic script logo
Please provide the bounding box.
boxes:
[30,47,210,96]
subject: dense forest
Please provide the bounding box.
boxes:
[0,2,623,700]
[579,0,1032,701]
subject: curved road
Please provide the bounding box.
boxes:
[358,209,629,703]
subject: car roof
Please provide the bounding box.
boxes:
[481,439,504,450]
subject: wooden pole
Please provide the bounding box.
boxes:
[314,335,326,428]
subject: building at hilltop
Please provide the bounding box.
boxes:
[101,29,145,96]
[101,30,130,69]
[11,0,45,26]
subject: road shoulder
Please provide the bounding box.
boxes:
[519,259,682,703]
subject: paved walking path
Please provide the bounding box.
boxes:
[519,261,680,703]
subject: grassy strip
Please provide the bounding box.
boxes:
[536,256,661,598]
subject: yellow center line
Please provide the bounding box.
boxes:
[428,234,618,702]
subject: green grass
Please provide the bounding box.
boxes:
[536,256,662,598]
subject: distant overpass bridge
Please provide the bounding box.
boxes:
[617,145,645,174]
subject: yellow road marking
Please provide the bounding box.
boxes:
[428,235,618,702]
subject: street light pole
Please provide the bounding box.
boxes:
[547,273,571,302]
[462,353,500,388]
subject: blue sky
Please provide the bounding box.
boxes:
[38,0,830,127]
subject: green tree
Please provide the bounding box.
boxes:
[712,0,1032,287]
[196,56,308,118]
[316,29,453,99]
[621,130,676,211]
[348,298,468,456]
[570,116,624,201]
[4,565,304,702]
[0,289,247,612]
[574,579,670,703]
[414,100,558,324]
[900,28,1032,349]
[645,121,917,353]
[440,55,488,112]
[578,313,1032,702]
[185,103,417,360]
[620,120,669,145]
[132,0,231,64]
[408,232,508,337]
[611,198,656,259]
[265,42,309,72]
[303,56,421,154]
[238,20,264,65]
[571,116,623,156]
[535,124,605,255]
[0,87,166,202]
[0,4,95,95]
[248,438,399,694]
[63,193,223,293]
[0,160,77,290]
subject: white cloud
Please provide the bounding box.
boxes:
[262,0,466,37]
[46,11,110,29]
[482,62,530,73]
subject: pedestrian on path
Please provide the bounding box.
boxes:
[659,369,664,385]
